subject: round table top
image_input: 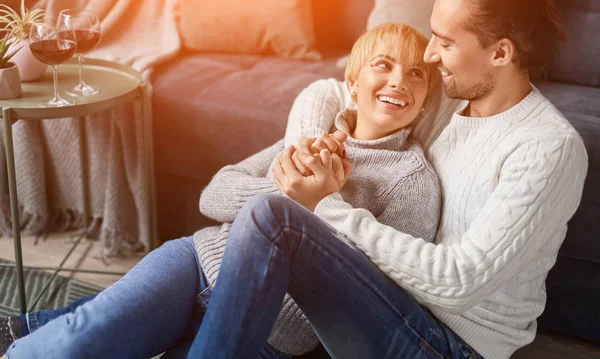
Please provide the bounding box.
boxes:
[0,58,143,120]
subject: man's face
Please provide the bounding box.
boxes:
[424,0,497,100]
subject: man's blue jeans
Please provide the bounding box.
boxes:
[191,194,483,359]
[6,236,289,359]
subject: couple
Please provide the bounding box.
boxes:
[2,0,589,358]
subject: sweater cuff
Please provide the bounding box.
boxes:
[314,192,344,217]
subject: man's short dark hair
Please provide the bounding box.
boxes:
[464,0,565,69]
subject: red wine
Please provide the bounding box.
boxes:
[30,40,77,65]
[59,30,101,54]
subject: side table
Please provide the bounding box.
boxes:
[0,58,157,314]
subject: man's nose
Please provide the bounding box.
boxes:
[424,39,440,64]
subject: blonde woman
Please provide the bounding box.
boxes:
[2,23,441,359]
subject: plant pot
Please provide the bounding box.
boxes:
[10,39,47,82]
[0,62,22,100]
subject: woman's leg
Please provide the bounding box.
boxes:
[6,236,204,359]
[190,194,482,359]
[26,294,96,334]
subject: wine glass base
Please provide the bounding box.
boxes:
[65,83,100,97]
[39,96,74,107]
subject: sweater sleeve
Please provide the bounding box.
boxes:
[376,161,441,243]
[314,135,588,313]
[199,140,284,223]
[284,78,355,147]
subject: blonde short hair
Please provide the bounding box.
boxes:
[345,23,440,103]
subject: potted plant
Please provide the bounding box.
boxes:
[0,0,46,92]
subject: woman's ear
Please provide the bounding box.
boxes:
[350,81,358,97]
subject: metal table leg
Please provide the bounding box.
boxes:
[2,107,27,314]
[140,84,158,250]
[78,116,90,233]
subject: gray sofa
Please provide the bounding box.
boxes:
[531,0,600,342]
[150,0,600,348]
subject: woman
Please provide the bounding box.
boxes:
[2,23,441,359]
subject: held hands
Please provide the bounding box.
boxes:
[273,131,352,212]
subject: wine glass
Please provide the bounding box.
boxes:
[29,22,77,107]
[57,9,101,96]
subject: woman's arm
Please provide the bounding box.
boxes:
[376,162,441,243]
[313,135,587,313]
[199,140,284,223]
[284,78,355,148]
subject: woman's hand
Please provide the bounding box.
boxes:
[292,131,347,175]
[273,145,352,211]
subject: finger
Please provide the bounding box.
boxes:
[319,149,332,171]
[297,137,319,155]
[332,130,347,143]
[311,138,328,153]
[299,150,329,179]
[272,164,285,192]
[331,153,345,184]
[291,149,308,175]
[280,146,303,181]
[319,134,340,154]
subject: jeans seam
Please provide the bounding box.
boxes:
[419,338,444,359]
[277,223,445,359]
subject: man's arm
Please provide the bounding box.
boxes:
[313,135,587,313]
[284,78,354,148]
[199,140,284,223]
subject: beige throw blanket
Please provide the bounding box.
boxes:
[0,0,181,256]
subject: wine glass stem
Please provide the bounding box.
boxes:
[52,65,59,99]
[78,54,84,85]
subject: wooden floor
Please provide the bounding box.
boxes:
[1,232,600,358]
[0,231,140,288]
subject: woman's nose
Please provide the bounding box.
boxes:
[389,70,406,89]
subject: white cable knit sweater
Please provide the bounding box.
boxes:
[284,79,589,359]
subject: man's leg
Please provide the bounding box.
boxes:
[190,194,481,359]
[6,236,203,359]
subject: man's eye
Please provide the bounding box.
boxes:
[440,43,450,49]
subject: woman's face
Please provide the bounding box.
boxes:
[351,41,429,140]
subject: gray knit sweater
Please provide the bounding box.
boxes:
[193,109,441,355]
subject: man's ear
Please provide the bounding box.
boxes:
[490,38,516,67]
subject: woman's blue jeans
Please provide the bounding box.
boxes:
[190,194,483,359]
[6,236,289,359]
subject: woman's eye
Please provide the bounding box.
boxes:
[375,61,389,69]
[411,69,424,78]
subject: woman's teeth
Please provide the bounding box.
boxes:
[377,95,407,107]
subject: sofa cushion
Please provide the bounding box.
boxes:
[312,0,374,55]
[335,0,435,67]
[176,0,320,60]
[543,0,600,87]
[152,54,344,181]
[535,81,600,264]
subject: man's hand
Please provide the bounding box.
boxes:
[292,131,347,175]
[273,145,352,211]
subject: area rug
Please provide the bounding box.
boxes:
[0,259,102,316]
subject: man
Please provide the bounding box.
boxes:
[171,0,586,358]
